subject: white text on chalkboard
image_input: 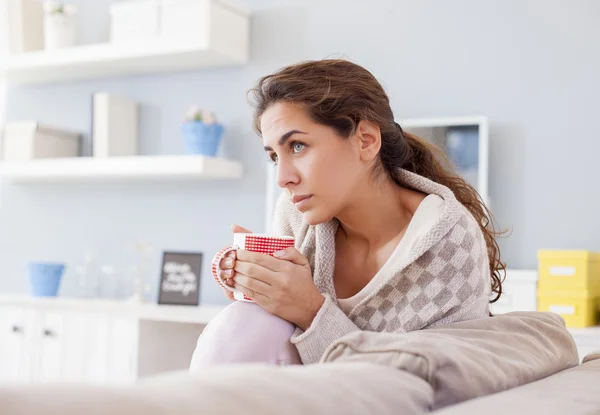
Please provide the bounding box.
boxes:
[162,262,197,296]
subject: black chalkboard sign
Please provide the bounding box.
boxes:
[158,251,203,306]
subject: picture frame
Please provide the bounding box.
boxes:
[158,251,203,306]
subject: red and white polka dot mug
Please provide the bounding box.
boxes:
[212,233,295,302]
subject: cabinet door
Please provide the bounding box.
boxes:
[82,313,110,383]
[0,307,29,383]
[61,313,88,382]
[107,317,138,384]
[35,311,65,382]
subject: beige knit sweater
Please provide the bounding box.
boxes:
[272,169,491,365]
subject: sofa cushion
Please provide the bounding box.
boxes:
[321,311,578,410]
[0,362,432,415]
[432,357,600,414]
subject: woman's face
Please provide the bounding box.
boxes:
[261,102,367,225]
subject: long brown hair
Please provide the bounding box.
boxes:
[249,59,506,304]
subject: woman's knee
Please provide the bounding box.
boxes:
[189,302,301,370]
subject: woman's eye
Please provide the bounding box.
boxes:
[292,142,305,153]
[269,154,278,165]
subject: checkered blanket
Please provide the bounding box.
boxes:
[272,169,491,364]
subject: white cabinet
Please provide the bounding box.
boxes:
[0,297,223,385]
[0,307,31,383]
[0,306,138,384]
[490,269,538,315]
[569,327,600,362]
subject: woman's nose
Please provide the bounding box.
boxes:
[276,160,299,188]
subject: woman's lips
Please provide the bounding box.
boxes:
[292,195,312,210]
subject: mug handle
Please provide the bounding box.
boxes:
[211,246,253,302]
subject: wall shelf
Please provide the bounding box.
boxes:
[0,155,243,183]
[2,0,250,85]
[2,39,249,85]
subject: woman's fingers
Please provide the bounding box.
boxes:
[222,287,235,301]
[219,250,236,269]
[236,249,288,272]
[231,224,252,234]
[233,275,270,300]
[219,269,235,286]
[233,259,275,286]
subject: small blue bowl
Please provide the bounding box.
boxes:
[28,262,65,297]
[181,121,224,157]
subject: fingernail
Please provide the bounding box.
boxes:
[273,250,285,257]
[224,258,233,267]
[224,269,233,277]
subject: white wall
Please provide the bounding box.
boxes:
[2,0,600,300]
[0,0,7,128]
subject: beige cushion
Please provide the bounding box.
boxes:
[321,311,579,410]
[433,356,600,414]
[0,362,432,415]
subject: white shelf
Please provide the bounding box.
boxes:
[2,39,248,85]
[0,155,243,183]
[0,295,226,325]
[398,116,487,129]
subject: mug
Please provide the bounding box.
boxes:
[212,233,295,302]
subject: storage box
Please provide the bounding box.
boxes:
[159,0,249,53]
[538,250,600,295]
[490,269,538,315]
[92,92,139,157]
[6,0,44,54]
[109,0,160,44]
[159,0,209,40]
[2,122,81,160]
[537,290,600,328]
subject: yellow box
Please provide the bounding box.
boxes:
[538,250,600,295]
[537,290,600,328]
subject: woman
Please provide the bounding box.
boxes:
[190,59,505,369]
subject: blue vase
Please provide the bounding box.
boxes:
[181,121,225,157]
[28,262,65,297]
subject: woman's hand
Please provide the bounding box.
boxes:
[233,247,325,330]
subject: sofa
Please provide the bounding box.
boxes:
[2,311,599,415]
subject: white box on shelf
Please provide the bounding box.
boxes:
[160,0,209,39]
[92,92,139,157]
[2,121,81,161]
[159,0,249,58]
[490,269,538,315]
[6,0,44,55]
[109,0,160,44]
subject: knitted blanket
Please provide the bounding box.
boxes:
[272,169,491,364]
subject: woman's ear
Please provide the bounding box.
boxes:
[355,120,381,161]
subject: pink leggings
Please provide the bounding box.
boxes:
[189,301,302,371]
